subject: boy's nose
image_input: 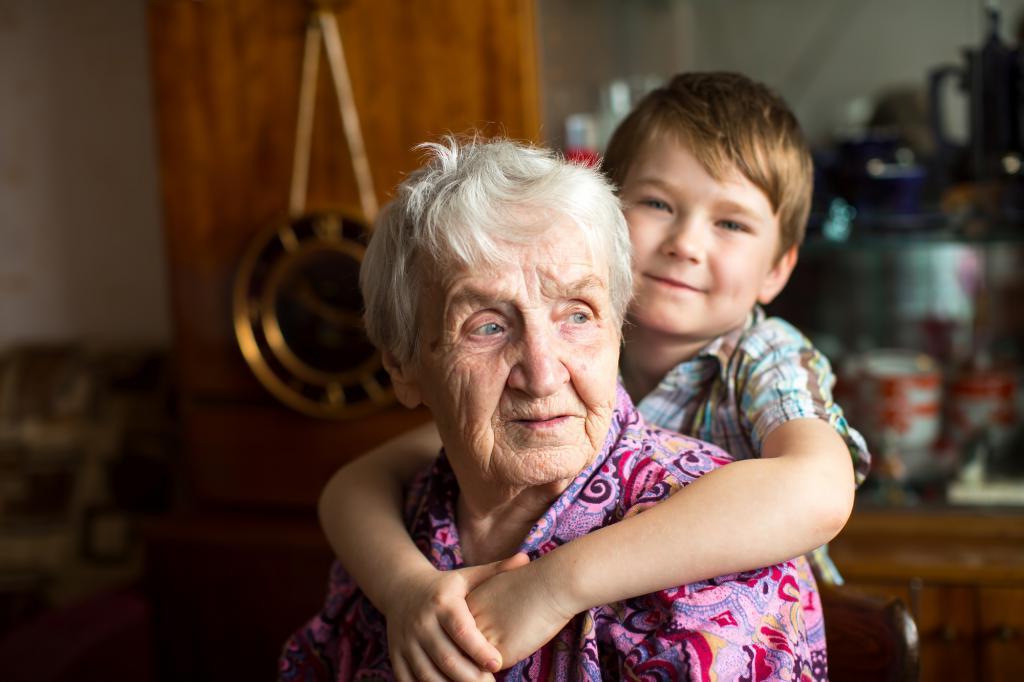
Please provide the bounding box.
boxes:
[661,217,704,261]
[506,325,569,397]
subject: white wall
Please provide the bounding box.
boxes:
[539,0,694,149]
[686,0,1024,144]
[540,0,1024,148]
[0,0,169,348]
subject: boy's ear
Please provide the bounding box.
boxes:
[382,351,423,409]
[757,246,799,305]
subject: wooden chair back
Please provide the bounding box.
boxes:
[819,582,920,682]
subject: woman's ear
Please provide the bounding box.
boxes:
[382,351,423,408]
[757,245,799,305]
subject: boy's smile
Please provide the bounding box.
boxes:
[645,273,705,294]
[620,136,797,360]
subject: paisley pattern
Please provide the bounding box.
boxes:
[279,384,827,681]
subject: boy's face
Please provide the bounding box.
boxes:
[620,137,797,354]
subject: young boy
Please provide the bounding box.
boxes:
[317,72,870,680]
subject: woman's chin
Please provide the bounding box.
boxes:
[491,444,594,490]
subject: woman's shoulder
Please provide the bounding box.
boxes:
[648,425,733,479]
[610,418,733,508]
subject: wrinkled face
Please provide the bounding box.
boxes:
[392,219,621,496]
[620,137,796,354]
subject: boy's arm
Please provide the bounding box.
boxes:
[568,418,855,608]
[538,326,861,612]
[318,421,439,607]
[318,422,509,681]
[471,417,856,661]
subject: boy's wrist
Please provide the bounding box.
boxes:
[534,543,595,615]
[373,554,437,616]
[539,528,648,612]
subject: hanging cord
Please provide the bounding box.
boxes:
[289,16,321,218]
[288,6,378,223]
[319,10,378,222]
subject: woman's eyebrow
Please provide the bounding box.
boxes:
[442,286,506,320]
[544,274,607,300]
[443,274,606,318]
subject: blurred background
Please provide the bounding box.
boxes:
[1,0,1022,680]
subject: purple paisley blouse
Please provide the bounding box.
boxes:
[279,385,827,681]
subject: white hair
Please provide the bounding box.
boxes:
[360,136,632,363]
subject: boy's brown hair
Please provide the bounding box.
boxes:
[602,72,813,258]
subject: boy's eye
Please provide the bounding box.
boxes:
[472,321,504,336]
[640,198,671,212]
[717,219,747,232]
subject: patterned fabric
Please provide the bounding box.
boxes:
[631,306,872,585]
[632,306,870,482]
[279,385,827,681]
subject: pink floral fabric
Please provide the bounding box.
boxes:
[279,385,827,681]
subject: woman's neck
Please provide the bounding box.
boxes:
[456,481,566,565]
[620,324,704,403]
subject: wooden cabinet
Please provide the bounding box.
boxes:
[830,506,1024,682]
[147,0,541,509]
[144,2,542,678]
[144,514,334,682]
[979,587,1024,681]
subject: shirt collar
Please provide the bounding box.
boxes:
[666,305,765,383]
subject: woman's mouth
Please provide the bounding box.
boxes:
[514,415,570,429]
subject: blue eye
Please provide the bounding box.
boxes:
[718,219,746,232]
[474,322,504,336]
[569,311,590,324]
[641,198,671,212]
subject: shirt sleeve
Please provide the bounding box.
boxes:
[737,318,872,486]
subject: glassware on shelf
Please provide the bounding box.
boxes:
[563,113,600,167]
[770,211,1024,507]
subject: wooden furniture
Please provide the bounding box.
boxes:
[819,582,919,682]
[147,0,541,509]
[829,505,1024,682]
[144,1,542,678]
[143,514,333,682]
[0,587,155,682]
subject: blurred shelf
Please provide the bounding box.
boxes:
[833,503,1024,586]
[804,217,1024,253]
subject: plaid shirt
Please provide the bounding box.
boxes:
[629,306,871,583]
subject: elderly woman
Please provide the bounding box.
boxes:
[280,139,825,680]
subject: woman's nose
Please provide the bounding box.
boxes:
[661,217,704,261]
[507,327,570,397]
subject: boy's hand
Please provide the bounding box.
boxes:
[384,553,530,682]
[466,554,579,669]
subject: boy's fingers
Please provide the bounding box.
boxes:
[392,654,416,682]
[457,560,507,591]
[496,552,530,573]
[439,601,502,673]
[424,631,497,682]
[404,644,450,682]
[459,552,530,591]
